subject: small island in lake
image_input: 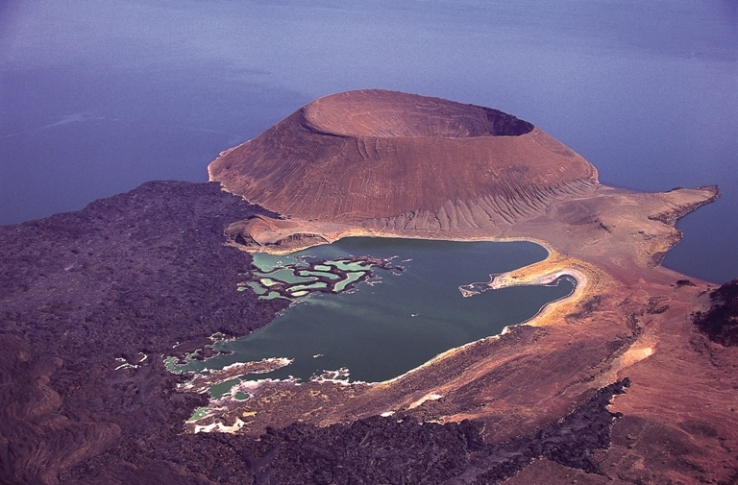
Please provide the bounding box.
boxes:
[1,90,735,484]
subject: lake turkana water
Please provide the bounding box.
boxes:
[175,238,573,389]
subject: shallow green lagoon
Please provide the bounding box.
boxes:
[181,237,573,385]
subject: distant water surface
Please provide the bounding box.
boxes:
[1,0,735,282]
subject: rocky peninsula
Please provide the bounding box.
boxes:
[1,90,736,484]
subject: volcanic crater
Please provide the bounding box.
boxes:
[302,89,535,138]
[209,90,597,237]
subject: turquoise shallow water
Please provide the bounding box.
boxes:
[178,237,573,387]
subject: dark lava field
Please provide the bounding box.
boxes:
[0,181,644,484]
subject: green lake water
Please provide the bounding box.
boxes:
[178,237,574,388]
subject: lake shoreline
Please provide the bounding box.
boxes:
[179,237,573,395]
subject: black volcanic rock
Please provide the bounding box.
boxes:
[221,380,628,485]
[0,181,284,362]
[694,279,738,346]
[0,181,286,484]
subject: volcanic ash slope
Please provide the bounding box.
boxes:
[208,89,598,240]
